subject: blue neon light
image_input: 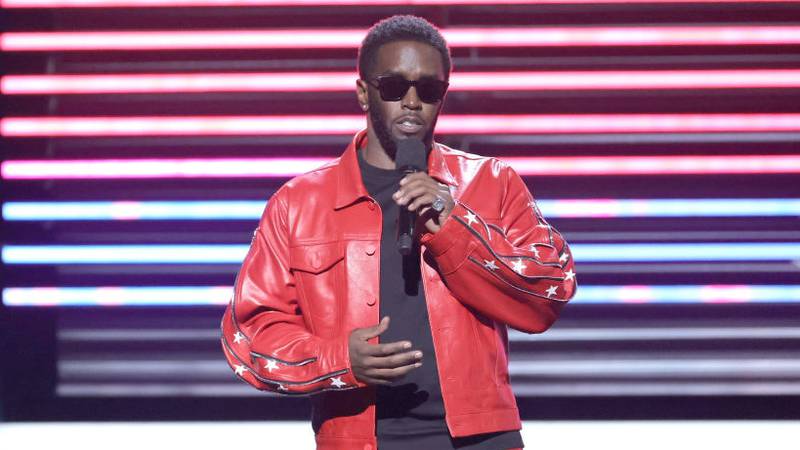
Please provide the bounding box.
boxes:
[3,243,799,264]
[3,285,799,306]
[4,199,799,220]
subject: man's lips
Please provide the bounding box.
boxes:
[395,115,425,134]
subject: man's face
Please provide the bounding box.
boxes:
[358,40,447,158]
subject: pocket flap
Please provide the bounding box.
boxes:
[289,242,344,274]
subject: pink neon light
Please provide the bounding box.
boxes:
[3,155,799,179]
[5,69,800,95]
[2,26,799,51]
[2,0,798,8]
[2,114,799,137]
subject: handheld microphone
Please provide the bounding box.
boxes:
[395,138,427,255]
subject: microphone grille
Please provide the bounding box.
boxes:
[395,138,427,172]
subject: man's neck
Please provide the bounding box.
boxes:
[363,129,397,170]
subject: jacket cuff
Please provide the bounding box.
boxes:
[420,202,476,274]
[337,333,368,389]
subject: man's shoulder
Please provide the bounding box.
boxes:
[279,156,341,194]
[436,142,511,179]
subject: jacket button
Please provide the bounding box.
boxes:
[365,245,376,255]
[364,445,373,450]
[366,297,376,306]
[368,202,376,211]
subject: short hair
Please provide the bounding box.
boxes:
[358,15,452,82]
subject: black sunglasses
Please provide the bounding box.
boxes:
[366,75,449,104]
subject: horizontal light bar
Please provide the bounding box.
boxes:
[3,26,799,52]
[3,155,800,179]
[2,201,266,220]
[4,113,800,136]
[4,0,800,9]
[2,245,249,264]
[5,199,800,221]
[2,286,232,306]
[57,326,800,342]
[4,285,799,306]
[6,69,800,94]
[3,243,799,264]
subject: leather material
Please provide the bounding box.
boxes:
[221,129,577,450]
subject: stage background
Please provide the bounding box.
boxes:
[2,0,799,442]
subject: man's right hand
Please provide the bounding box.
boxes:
[348,316,423,386]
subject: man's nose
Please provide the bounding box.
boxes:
[401,86,422,110]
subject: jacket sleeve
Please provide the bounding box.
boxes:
[220,187,364,395]
[420,163,577,334]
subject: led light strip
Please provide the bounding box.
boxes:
[3,155,800,179]
[4,0,800,8]
[5,69,800,94]
[2,26,799,51]
[2,243,799,264]
[4,199,800,221]
[3,285,799,306]
[3,113,800,137]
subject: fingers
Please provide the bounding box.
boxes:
[362,362,422,385]
[394,175,450,212]
[358,316,390,340]
[365,339,413,357]
[367,349,423,369]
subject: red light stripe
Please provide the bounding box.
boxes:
[5,70,800,94]
[2,155,799,179]
[2,26,799,51]
[2,0,799,8]
[2,114,799,136]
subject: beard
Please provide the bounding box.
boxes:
[368,96,398,159]
[368,96,436,161]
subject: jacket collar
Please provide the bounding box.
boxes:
[335,129,458,210]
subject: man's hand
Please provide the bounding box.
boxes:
[349,316,422,386]
[392,172,455,234]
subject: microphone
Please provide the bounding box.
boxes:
[395,138,428,255]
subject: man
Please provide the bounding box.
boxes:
[221,15,577,450]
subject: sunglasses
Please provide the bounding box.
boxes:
[366,75,449,104]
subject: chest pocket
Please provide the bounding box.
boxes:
[289,241,344,274]
[288,242,344,330]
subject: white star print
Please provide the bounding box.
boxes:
[264,359,279,372]
[330,377,346,388]
[564,269,575,281]
[234,364,247,376]
[546,285,558,298]
[559,252,568,263]
[483,259,499,271]
[233,331,245,344]
[511,259,527,275]
[463,211,478,226]
[528,244,540,258]
[277,384,288,391]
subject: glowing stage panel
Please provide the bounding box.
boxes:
[3,155,800,178]
[4,199,800,221]
[4,0,800,8]
[3,26,800,51]
[4,285,800,306]
[5,70,800,94]
[3,243,800,264]
[3,114,800,136]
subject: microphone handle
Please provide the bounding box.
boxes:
[397,167,417,255]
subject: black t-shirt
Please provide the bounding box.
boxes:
[357,149,524,450]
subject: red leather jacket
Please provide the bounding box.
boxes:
[221,129,577,450]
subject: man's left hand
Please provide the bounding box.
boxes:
[392,172,454,234]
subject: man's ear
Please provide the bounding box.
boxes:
[356,79,369,111]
